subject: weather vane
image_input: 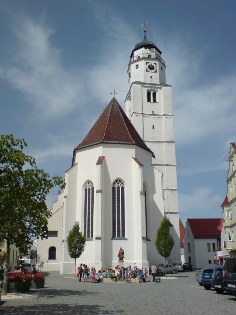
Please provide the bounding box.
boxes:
[110,90,118,97]
[142,21,148,39]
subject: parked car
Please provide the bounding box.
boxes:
[223,257,236,297]
[158,264,177,274]
[182,263,193,271]
[196,269,203,285]
[172,262,183,272]
[211,266,224,293]
[201,268,214,290]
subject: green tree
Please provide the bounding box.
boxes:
[67,223,86,274]
[0,134,64,294]
[155,217,174,269]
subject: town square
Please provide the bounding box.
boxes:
[1,271,236,315]
[1,0,236,313]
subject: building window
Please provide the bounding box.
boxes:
[112,179,125,238]
[188,243,191,253]
[207,243,211,252]
[147,90,158,103]
[83,181,94,239]
[48,231,58,237]
[153,92,156,102]
[228,232,232,241]
[224,241,226,248]
[136,64,139,69]
[212,243,216,252]
[226,210,232,219]
[208,260,212,264]
[48,246,56,260]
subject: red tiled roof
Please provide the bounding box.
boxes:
[179,219,185,247]
[74,98,153,154]
[187,218,223,239]
[221,196,229,208]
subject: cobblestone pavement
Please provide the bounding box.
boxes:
[1,271,236,314]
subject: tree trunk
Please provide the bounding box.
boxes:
[165,256,167,278]
[2,239,10,295]
[74,257,77,276]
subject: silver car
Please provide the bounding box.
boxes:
[158,264,177,274]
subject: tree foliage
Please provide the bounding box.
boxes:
[67,223,86,274]
[155,217,174,262]
[0,134,64,294]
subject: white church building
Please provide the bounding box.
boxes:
[37,30,180,274]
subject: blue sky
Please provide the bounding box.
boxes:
[1,0,236,224]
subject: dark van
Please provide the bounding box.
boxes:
[224,257,236,296]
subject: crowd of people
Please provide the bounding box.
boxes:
[76,264,150,283]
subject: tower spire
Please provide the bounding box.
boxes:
[142,21,148,39]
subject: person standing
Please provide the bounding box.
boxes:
[76,267,80,281]
[151,264,157,282]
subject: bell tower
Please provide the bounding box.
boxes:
[125,27,179,234]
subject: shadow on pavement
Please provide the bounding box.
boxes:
[0,303,123,314]
[36,288,97,299]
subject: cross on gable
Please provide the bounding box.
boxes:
[110,90,118,97]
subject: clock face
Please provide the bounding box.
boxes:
[146,62,157,73]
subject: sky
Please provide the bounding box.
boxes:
[1,0,236,225]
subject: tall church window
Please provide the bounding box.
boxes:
[48,246,56,260]
[112,179,125,238]
[147,90,158,103]
[144,185,149,239]
[83,180,94,239]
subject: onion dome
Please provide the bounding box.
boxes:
[130,28,162,58]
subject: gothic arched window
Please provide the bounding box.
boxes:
[83,180,94,239]
[48,246,56,260]
[112,179,125,238]
[147,91,151,102]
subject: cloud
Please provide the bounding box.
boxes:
[86,5,137,105]
[179,160,227,176]
[0,15,85,118]
[164,40,236,147]
[179,187,223,220]
[31,142,73,164]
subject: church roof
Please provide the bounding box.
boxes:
[74,97,153,156]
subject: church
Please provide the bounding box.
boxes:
[37,30,180,273]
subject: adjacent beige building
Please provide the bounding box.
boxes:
[221,142,236,257]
